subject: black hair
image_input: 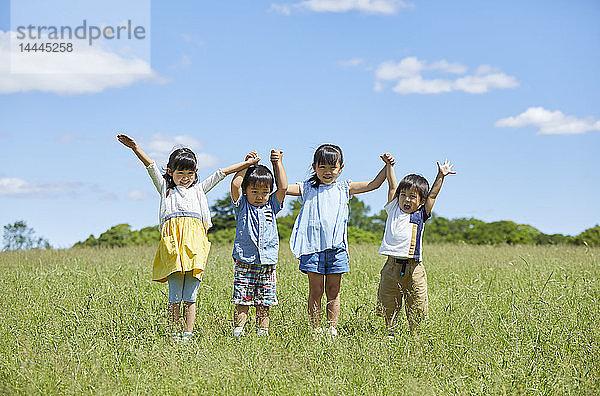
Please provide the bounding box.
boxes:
[394,174,430,202]
[163,147,198,190]
[242,165,274,193]
[308,144,344,187]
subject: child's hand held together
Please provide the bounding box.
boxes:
[270,149,283,164]
[380,153,395,166]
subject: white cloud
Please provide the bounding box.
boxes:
[0,30,167,95]
[337,58,365,68]
[270,0,411,15]
[144,133,220,169]
[127,189,150,200]
[0,177,81,197]
[495,107,600,135]
[374,56,518,94]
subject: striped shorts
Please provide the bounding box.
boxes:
[231,260,278,306]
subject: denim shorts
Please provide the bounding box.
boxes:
[167,271,201,303]
[299,248,350,274]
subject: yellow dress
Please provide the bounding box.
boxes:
[152,216,211,282]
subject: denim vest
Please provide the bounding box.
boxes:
[232,193,282,265]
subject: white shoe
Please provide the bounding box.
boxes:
[233,327,245,338]
[256,328,269,337]
[181,332,193,342]
[327,326,338,337]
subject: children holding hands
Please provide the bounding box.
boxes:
[377,159,456,336]
[230,149,287,337]
[287,144,396,336]
[117,133,259,341]
[118,133,455,340]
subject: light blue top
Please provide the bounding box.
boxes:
[289,179,351,258]
[232,192,283,265]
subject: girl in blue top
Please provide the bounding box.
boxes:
[287,144,395,336]
[230,150,287,337]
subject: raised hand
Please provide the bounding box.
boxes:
[437,159,456,176]
[117,133,137,149]
[270,149,283,164]
[380,152,396,166]
[245,151,260,165]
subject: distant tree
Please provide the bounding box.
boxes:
[348,196,372,230]
[2,220,51,251]
[463,221,540,245]
[535,233,575,245]
[277,199,301,242]
[575,225,600,247]
[96,224,133,247]
[209,193,236,232]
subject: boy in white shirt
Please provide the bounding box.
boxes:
[377,159,455,336]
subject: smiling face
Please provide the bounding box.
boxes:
[397,187,424,214]
[245,182,271,207]
[167,168,197,188]
[313,161,344,185]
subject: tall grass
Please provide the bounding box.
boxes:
[0,244,598,394]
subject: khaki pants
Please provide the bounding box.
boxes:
[377,256,428,331]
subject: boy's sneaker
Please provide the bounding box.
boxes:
[171,332,182,342]
[181,332,194,342]
[233,327,245,338]
[256,328,269,337]
[327,326,338,337]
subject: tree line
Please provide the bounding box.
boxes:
[3,194,599,250]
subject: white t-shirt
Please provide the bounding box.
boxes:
[378,199,430,261]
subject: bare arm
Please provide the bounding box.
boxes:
[270,149,288,205]
[382,153,397,203]
[286,184,301,196]
[425,159,456,215]
[117,134,153,167]
[231,151,258,203]
[221,155,260,176]
[349,154,394,195]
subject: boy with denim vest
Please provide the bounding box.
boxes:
[230,150,287,337]
[377,159,455,336]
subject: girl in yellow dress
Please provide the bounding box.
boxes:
[118,134,258,341]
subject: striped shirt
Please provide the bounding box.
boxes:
[378,200,430,261]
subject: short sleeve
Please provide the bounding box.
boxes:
[297,181,306,205]
[421,205,431,222]
[146,162,164,194]
[269,192,283,215]
[384,199,397,214]
[342,179,351,200]
[232,194,246,219]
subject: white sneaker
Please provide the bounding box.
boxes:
[233,327,245,338]
[327,326,338,337]
[256,328,269,337]
[181,332,193,342]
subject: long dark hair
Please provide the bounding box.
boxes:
[308,144,343,187]
[163,147,198,190]
[241,165,274,193]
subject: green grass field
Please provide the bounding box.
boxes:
[0,244,598,395]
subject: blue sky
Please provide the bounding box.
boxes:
[1,0,599,248]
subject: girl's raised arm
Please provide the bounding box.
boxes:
[286,184,301,196]
[349,153,395,195]
[117,134,153,167]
